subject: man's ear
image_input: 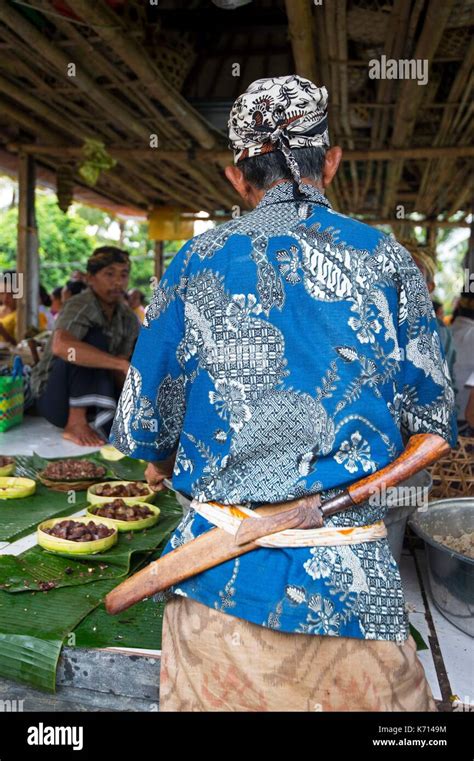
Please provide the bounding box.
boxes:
[322,147,342,188]
[224,165,249,199]
[225,165,264,208]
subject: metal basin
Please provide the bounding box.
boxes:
[409,498,474,637]
[384,469,432,564]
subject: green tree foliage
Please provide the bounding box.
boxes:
[0,194,94,290]
[0,190,188,300]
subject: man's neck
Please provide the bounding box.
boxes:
[250,178,325,208]
[92,289,117,320]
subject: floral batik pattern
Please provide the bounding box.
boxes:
[110,181,456,642]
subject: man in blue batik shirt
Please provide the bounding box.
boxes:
[110,76,456,712]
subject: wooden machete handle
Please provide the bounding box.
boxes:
[321,433,450,517]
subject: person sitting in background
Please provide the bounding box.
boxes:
[0,270,16,320]
[50,287,63,318]
[0,282,48,345]
[402,241,456,386]
[463,372,474,433]
[432,299,444,321]
[452,293,474,435]
[70,269,88,283]
[30,247,139,447]
[39,285,55,331]
[128,288,147,323]
[62,279,88,303]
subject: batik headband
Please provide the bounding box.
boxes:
[87,247,130,274]
[228,75,330,192]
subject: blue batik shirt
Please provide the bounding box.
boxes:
[110,182,456,642]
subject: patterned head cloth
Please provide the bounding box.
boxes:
[87,246,130,275]
[228,75,330,192]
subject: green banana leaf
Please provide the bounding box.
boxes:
[0,578,116,691]
[409,622,429,651]
[0,484,88,543]
[0,493,182,692]
[0,452,147,543]
[0,491,182,592]
[73,598,166,650]
[14,452,146,482]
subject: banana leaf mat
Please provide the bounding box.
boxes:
[0,485,88,543]
[0,578,117,692]
[0,490,182,592]
[0,453,147,544]
[14,453,146,482]
[0,492,182,692]
[73,598,166,650]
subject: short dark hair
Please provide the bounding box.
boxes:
[39,284,51,307]
[65,280,88,297]
[238,146,327,190]
[87,246,130,275]
[52,286,63,299]
[453,294,474,322]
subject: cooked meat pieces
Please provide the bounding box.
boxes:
[433,531,474,559]
[0,456,13,467]
[43,520,114,541]
[43,459,106,481]
[94,499,153,521]
[94,482,150,497]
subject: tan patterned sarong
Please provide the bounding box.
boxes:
[159,595,436,712]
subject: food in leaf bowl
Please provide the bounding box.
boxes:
[87,480,155,505]
[38,517,117,555]
[0,456,15,477]
[87,498,160,531]
[0,476,36,499]
[38,459,107,492]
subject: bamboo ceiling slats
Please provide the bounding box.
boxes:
[0,0,471,223]
[381,0,457,218]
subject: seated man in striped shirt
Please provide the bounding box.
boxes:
[30,247,139,447]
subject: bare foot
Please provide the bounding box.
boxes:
[63,424,106,447]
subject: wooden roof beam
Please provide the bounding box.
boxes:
[381,0,456,217]
[0,3,162,145]
[70,0,218,150]
[7,145,474,162]
[0,8,226,210]
[284,0,318,82]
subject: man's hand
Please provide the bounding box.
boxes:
[115,356,130,375]
[145,452,177,492]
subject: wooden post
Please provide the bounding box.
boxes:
[17,153,39,341]
[427,224,437,249]
[285,0,318,82]
[154,241,164,283]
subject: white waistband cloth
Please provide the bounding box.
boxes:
[191,500,387,548]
